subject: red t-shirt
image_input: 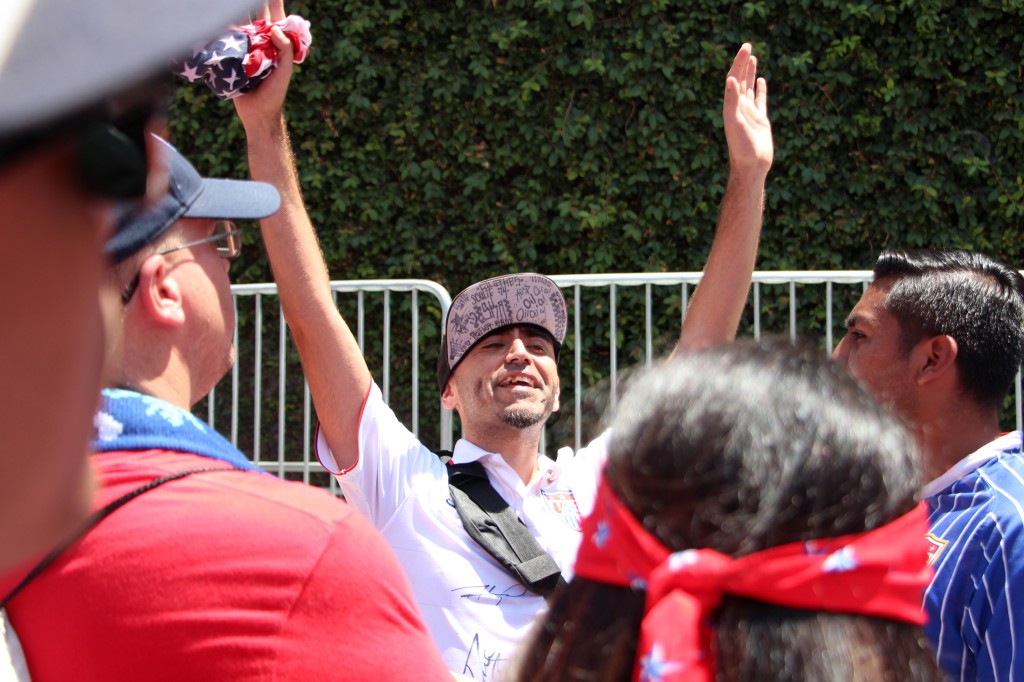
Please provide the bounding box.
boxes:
[0,450,452,681]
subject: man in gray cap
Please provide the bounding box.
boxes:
[235,12,772,675]
[0,136,452,680]
[0,0,263,575]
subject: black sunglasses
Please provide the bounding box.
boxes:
[0,75,168,200]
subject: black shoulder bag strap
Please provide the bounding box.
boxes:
[438,452,567,600]
[0,466,235,609]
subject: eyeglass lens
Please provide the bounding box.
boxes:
[122,221,242,304]
[213,221,242,259]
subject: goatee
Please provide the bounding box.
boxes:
[500,408,546,429]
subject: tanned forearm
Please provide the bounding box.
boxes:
[236,46,370,467]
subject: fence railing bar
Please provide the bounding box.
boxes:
[610,284,617,411]
[207,382,216,427]
[412,290,419,439]
[681,283,689,327]
[303,378,311,485]
[789,282,797,343]
[229,274,875,294]
[574,285,582,453]
[356,291,365,354]
[257,462,338,473]
[825,282,833,353]
[645,283,653,369]
[254,294,263,463]
[753,282,761,339]
[231,295,240,446]
[438,288,454,451]
[383,291,391,405]
[277,306,286,476]
[543,271,874,288]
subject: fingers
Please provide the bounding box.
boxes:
[270,0,287,22]
[725,43,768,111]
[269,26,294,65]
[727,43,752,90]
[724,75,740,105]
[257,0,285,23]
[746,55,757,97]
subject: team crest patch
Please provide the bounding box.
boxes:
[541,489,581,531]
[926,532,949,567]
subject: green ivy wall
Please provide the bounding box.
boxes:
[171,0,1024,456]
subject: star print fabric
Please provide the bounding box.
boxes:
[171,15,312,100]
[574,478,932,682]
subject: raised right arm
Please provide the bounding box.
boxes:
[233,8,367,469]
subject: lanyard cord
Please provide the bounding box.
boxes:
[1,466,235,608]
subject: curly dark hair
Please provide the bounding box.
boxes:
[513,338,942,682]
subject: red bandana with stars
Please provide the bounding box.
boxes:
[574,478,931,682]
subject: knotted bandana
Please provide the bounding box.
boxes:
[171,15,312,100]
[92,388,264,472]
[574,478,931,682]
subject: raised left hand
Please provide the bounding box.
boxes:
[723,43,773,178]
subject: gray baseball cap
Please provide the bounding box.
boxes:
[0,0,259,139]
[437,273,568,391]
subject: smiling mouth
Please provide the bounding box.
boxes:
[498,376,536,389]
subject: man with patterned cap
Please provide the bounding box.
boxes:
[0,135,452,680]
[233,10,772,676]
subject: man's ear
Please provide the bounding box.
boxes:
[913,334,958,386]
[441,380,458,411]
[136,255,185,327]
[551,375,560,414]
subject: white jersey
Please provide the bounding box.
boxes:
[316,382,607,679]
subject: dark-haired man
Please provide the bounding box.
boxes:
[235,15,774,675]
[833,249,1024,681]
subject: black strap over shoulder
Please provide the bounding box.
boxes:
[437,451,567,600]
[1,466,235,608]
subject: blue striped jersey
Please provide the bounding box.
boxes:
[923,431,1024,681]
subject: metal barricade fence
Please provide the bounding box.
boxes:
[545,271,879,452]
[199,279,452,494]
[202,272,1024,488]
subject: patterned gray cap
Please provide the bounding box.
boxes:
[437,273,567,391]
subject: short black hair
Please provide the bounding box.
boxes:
[873,249,1024,409]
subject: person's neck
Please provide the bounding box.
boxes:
[114,335,196,410]
[115,373,192,411]
[918,402,1003,481]
[464,426,543,485]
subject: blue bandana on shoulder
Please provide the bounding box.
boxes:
[91,389,264,473]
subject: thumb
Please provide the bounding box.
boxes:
[270,26,295,66]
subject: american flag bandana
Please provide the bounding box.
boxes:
[171,15,311,100]
[574,478,932,682]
